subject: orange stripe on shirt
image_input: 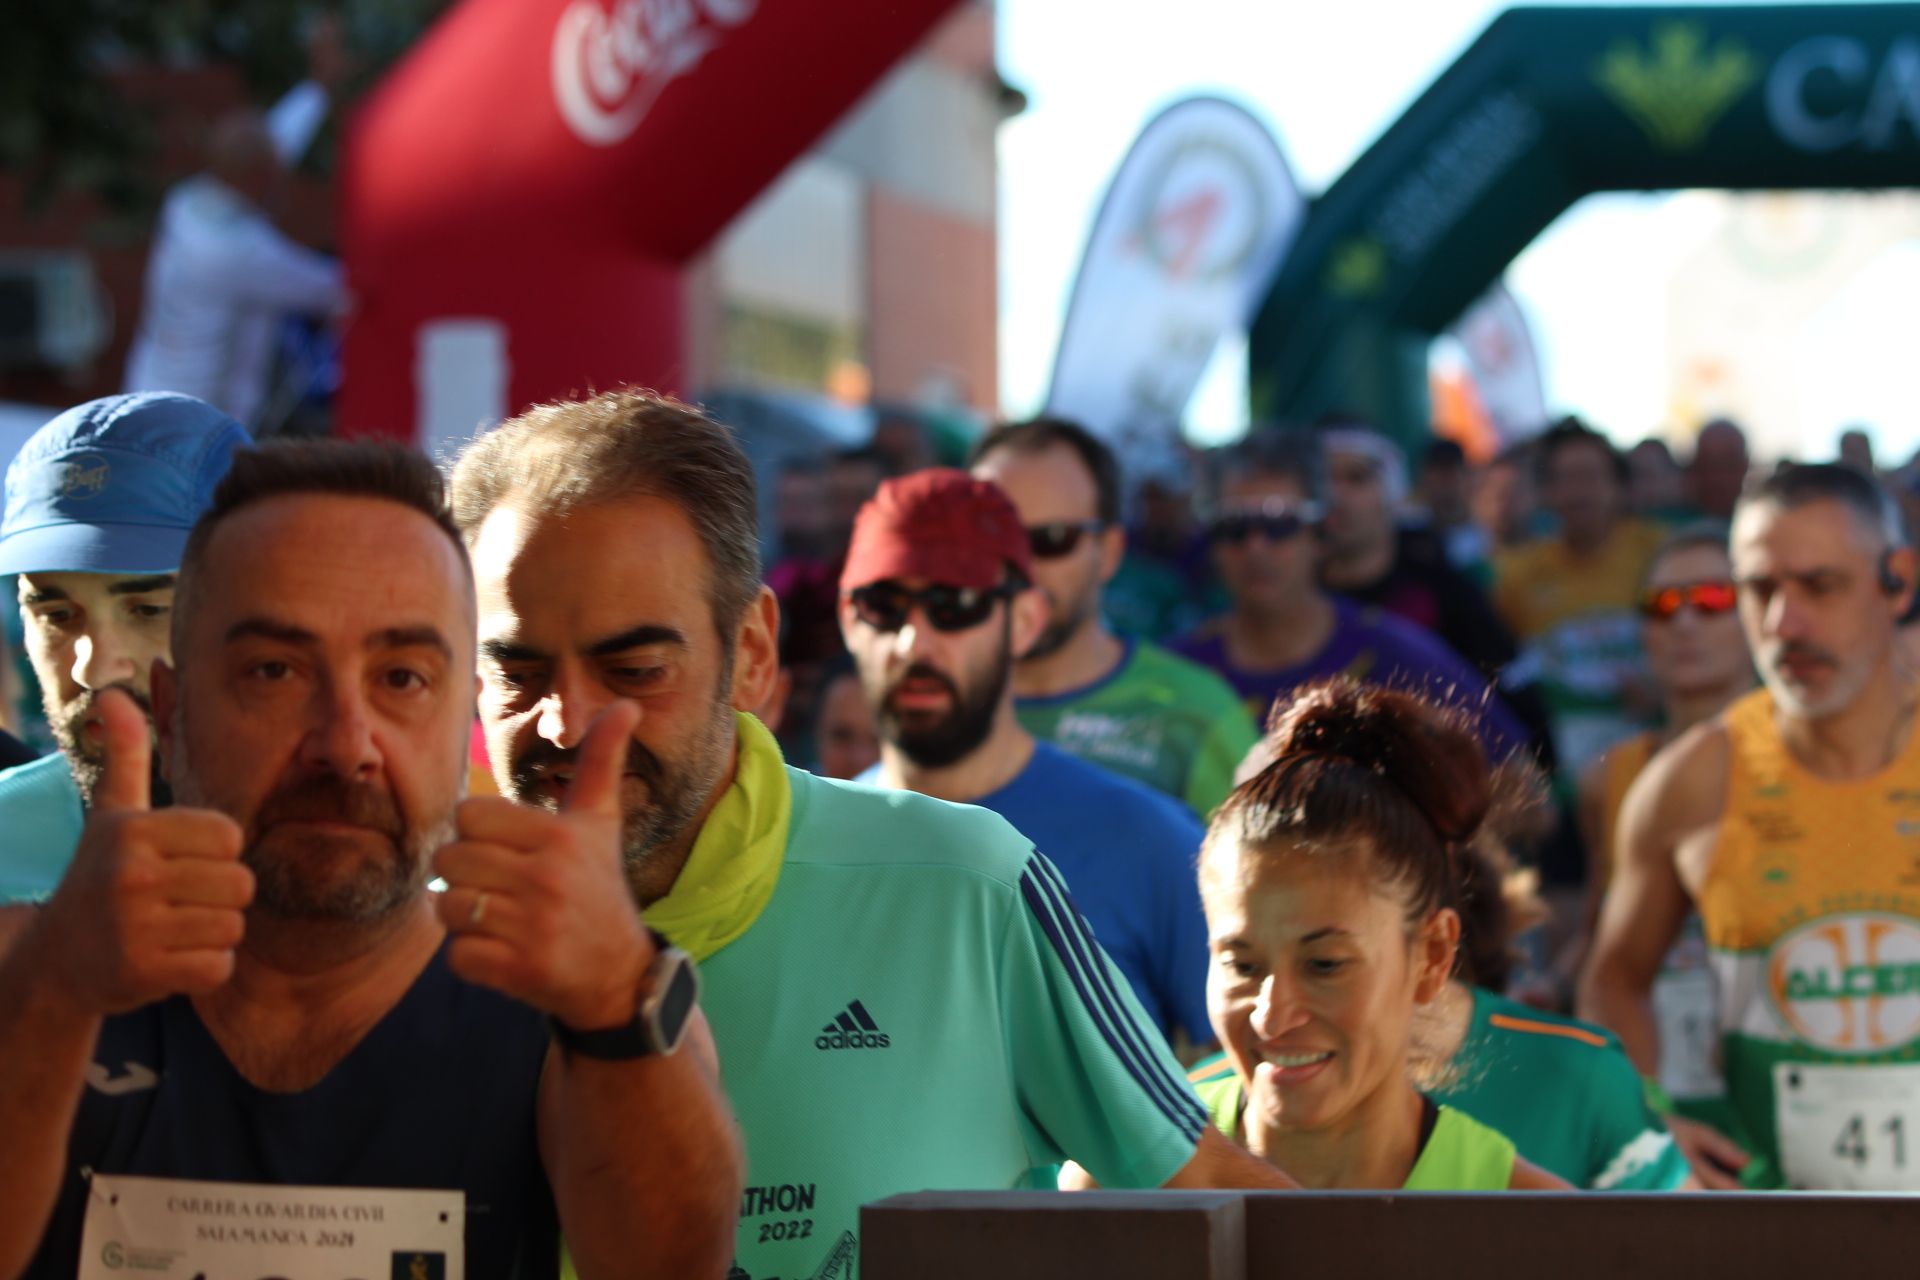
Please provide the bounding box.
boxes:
[1488,1013,1609,1049]
[1188,1061,1235,1084]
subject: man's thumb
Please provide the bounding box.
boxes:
[563,701,639,820]
[95,687,153,813]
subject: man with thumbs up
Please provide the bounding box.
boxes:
[0,441,742,1280]
[453,390,1294,1280]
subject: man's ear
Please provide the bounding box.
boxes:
[1010,583,1050,660]
[755,668,794,735]
[1412,907,1461,1005]
[729,586,782,714]
[1096,523,1126,588]
[150,657,178,782]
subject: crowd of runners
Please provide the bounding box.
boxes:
[2,388,1917,1280]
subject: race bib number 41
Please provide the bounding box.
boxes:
[1774,1062,1920,1190]
[79,1174,464,1280]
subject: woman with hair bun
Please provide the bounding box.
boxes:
[1190,678,1566,1189]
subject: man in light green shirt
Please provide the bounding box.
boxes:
[972,418,1256,818]
[450,390,1292,1280]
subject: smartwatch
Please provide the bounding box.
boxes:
[551,929,699,1060]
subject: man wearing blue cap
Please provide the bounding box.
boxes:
[0,393,248,903]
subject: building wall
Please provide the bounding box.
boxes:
[689,0,1002,416]
[866,186,996,410]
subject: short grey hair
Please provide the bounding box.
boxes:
[1737,462,1905,550]
[448,389,762,647]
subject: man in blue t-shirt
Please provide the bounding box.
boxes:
[841,469,1211,1045]
[1170,430,1527,759]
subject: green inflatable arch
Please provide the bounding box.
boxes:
[1248,3,1920,444]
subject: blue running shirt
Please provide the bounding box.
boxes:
[962,743,1210,1044]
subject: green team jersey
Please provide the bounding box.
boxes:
[1015,638,1258,819]
[1437,988,1689,1190]
[1188,1065,1515,1190]
[696,769,1207,1280]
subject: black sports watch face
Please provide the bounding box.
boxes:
[552,945,699,1059]
[653,951,698,1050]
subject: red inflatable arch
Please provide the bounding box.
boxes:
[338,0,960,447]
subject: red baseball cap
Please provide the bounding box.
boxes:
[840,468,1034,593]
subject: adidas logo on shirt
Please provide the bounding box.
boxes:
[815,999,890,1050]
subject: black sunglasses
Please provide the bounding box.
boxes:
[1209,511,1312,545]
[849,582,1014,633]
[1027,520,1106,560]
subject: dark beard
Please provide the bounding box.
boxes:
[877,657,1008,769]
[51,686,172,810]
[244,770,419,923]
[508,703,731,883]
[1021,577,1099,663]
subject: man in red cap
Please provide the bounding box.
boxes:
[451,392,1290,1279]
[840,469,1214,1048]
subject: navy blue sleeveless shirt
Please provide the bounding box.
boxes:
[26,943,558,1280]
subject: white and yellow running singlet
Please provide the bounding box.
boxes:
[1703,689,1920,1189]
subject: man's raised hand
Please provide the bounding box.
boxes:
[38,687,251,1015]
[435,702,655,1030]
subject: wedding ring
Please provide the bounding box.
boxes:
[468,890,490,928]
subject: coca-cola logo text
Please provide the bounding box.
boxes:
[551,0,760,146]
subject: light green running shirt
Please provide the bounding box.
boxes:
[697,769,1207,1280]
[0,753,84,904]
[1015,638,1258,819]
[1189,1066,1515,1190]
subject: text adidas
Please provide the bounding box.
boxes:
[815,1029,890,1050]
[816,1000,890,1050]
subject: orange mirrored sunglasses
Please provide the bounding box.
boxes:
[1637,580,1738,621]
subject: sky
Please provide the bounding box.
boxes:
[994,0,1920,463]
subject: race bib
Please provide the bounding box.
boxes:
[1774,1061,1920,1190]
[79,1174,464,1280]
[1653,967,1723,1101]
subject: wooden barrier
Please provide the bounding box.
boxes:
[862,1191,1244,1280]
[863,1190,1918,1279]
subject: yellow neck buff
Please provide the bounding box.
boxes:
[643,711,791,962]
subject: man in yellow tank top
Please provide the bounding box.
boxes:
[1581,463,1920,1190]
